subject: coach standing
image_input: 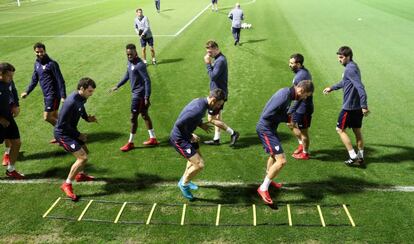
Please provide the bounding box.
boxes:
[228,3,244,46]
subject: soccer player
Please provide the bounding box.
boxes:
[20,42,66,143]
[2,80,19,166]
[228,3,244,46]
[170,89,226,200]
[155,0,160,13]
[203,40,239,146]
[211,0,218,11]
[0,63,24,179]
[56,78,98,201]
[256,80,314,204]
[111,43,159,152]
[323,46,369,167]
[134,8,157,65]
[286,53,313,160]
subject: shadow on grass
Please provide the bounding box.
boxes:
[312,144,414,166]
[241,38,267,45]
[86,131,124,144]
[157,58,183,65]
[161,8,174,12]
[197,176,390,205]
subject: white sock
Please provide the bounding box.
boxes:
[259,177,272,191]
[128,133,135,143]
[5,147,10,154]
[358,150,364,158]
[143,60,147,64]
[298,140,303,145]
[148,129,156,139]
[7,164,15,172]
[213,130,221,141]
[226,127,234,135]
[66,179,72,184]
[152,57,156,61]
[303,149,308,154]
[348,149,357,159]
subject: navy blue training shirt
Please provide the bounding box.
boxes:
[170,98,208,141]
[207,53,228,98]
[26,55,66,99]
[0,81,13,119]
[54,91,89,139]
[330,61,368,110]
[116,58,151,98]
[257,87,296,132]
[289,67,313,115]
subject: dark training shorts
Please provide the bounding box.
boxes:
[140,37,154,47]
[337,109,363,129]
[44,96,60,112]
[0,117,20,144]
[55,134,85,153]
[131,97,149,114]
[292,113,312,129]
[256,128,284,155]
[170,138,199,159]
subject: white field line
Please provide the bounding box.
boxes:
[1,179,414,192]
[0,0,111,14]
[0,0,257,39]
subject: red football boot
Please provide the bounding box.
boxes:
[270,181,283,189]
[75,172,95,182]
[120,142,134,152]
[5,170,25,180]
[292,152,310,160]
[293,144,303,155]
[257,187,273,205]
[60,183,77,201]
[2,153,10,166]
[143,138,159,146]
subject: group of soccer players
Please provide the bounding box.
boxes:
[0,4,369,205]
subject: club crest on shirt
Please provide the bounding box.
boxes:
[186,148,191,154]
[275,145,280,151]
[42,65,47,70]
[131,66,135,71]
[78,108,82,111]
[70,144,76,149]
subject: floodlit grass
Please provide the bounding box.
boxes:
[0,0,413,242]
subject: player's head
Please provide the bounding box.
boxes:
[206,40,220,57]
[208,88,226,110]
[236,3,240,8]
[337,46,353,66]
[33,42,47,60]
[136,8,143,17]
[0,62,15,83]
[77,77,96,99]
[294,80,314,100]
[125,43,138,61]
[289,53,304,72]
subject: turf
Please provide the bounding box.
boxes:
[0,0,413,242]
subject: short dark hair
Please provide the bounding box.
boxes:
[336,46,353,60]
[77,77,96,90]
[126,43,136,50]
[209,88,226,101]
[33,42,46,50]
[136,8,142,12]
[296,80,314,93]
[290,53,304,65]
[0,62,16,75]
[206,40,219,49]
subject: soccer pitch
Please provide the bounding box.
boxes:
[1,0,414,242]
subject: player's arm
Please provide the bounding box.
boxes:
[51,61,67,100]
[80,105,97,123]
[21,65,39,98]
[11,81,19,107]
[346,68,369,115]
[0,116,10,128]
[323,79,343,94]
[138,64,151,105]
[206,59,224,81]
[142,17,150,36]
[198,120,212,133]
[228,12,233,20]
[111,70,129,92]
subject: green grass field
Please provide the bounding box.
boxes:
[1,0,414,242]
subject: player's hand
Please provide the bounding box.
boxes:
[204,54,212,64]
[323,87,332,94]
[11,106,20,117]
[109,86,118,93]
[20,92,28,98]
[191,133,200,143]
[78,133,87,142]
[199,122,213,133]
[144,98,151,107]
[87,115,98,123]
[362,108,370,117]
[0,117,10,128]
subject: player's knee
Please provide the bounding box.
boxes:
[130,115,138,124]
[336,127,344,134]
[197,160,205,170]
[141,113,150,121]
[11,139,21,148]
